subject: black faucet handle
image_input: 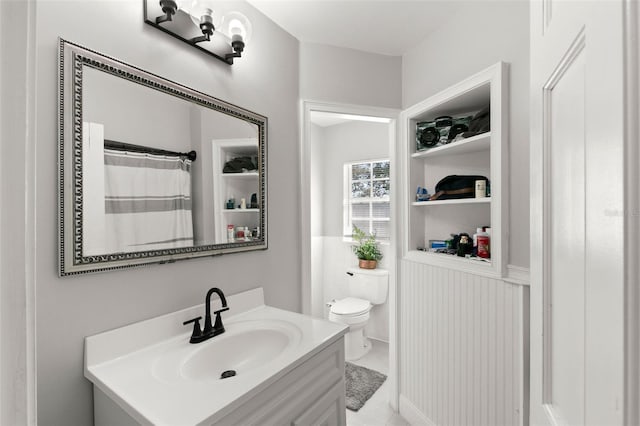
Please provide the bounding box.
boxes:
[183,316,203,340]
[213,307,229,315]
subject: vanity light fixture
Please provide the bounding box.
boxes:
[143,0,251,65]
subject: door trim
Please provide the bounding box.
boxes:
[0,0,38,423]
[623,1,640,424]
[540,28,586,416]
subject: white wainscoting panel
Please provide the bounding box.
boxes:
[399,260,527,426]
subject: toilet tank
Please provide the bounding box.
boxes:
[346,268,389,305]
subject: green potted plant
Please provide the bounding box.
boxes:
[352,225,383,269]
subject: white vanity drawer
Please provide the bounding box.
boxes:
[214,338,346,426]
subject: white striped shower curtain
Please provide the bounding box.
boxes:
[102,149,194,253]
[82,122,194,255]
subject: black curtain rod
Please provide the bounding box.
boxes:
[104,139,197,162]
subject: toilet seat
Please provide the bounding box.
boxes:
[330,297,371,316]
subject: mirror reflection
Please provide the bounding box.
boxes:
[58,39,267,275]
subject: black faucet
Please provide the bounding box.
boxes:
[183,287,229,344]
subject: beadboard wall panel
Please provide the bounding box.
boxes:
[399,259,527,426]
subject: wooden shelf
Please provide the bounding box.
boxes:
[411,132,490,159]
[412,197,491,207]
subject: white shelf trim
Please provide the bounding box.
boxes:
[411,132,491,159]
[223,209,260,213]
[221,172,259,178]
[412,197,491,206]
[404,250,499,279]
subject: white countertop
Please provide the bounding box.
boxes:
[84,288,347,425]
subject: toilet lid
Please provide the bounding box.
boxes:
[331,297,371,316]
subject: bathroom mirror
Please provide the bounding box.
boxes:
[58,39,267,276]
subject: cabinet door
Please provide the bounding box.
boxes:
[292,382,346,426]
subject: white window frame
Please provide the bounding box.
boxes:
[343,158,391,241]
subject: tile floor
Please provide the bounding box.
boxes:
[346,340,409,426]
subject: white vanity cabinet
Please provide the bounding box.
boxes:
[85,288,348,426]
[213,339,345,426]
[92,338,346,426]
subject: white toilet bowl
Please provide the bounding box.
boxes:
[326,268,388,361]
[328,297,372,360]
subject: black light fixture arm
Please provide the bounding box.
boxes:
[155,0,178,24]
[225,39,245,64]
[190,16,215,44]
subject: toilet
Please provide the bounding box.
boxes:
[328,267,388,360]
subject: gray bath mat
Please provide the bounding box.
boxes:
[345,362,387,411]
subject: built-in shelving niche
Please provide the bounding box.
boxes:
[400,62,508,278]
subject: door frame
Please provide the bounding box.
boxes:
[299,100,400,408]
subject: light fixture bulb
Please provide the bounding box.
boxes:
[220,11,252,45]
[186,0,220,33]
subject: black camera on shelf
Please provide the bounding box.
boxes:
[416,115,471,151]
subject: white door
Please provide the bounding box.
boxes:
[530,1,626,425]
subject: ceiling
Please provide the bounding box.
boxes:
[247,0,470,56]
[247,0,489,127]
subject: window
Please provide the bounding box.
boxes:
[344,159,390,240]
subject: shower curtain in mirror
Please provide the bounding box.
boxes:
[82,122,194,255]
[103,148,194,253]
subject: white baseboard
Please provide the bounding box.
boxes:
[399,395,436,426]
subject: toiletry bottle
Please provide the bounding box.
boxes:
[477,229,490,258]
[227,225,235,242]
[236,226,244,239]
[473,227,483,256]
[240,198,247,209]
[243,226,250,241]
[475,180,487,198]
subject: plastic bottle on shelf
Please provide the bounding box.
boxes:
[236,226,244,239]
[477,228,490,259]
[473,227,482,256]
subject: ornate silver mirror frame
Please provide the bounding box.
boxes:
[58,38,267,276]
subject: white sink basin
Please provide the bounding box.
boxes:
[181,320,302,380]
[152,319,302,383]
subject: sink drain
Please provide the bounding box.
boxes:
[220,370,237,379]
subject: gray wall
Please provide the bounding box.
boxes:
[402,0,530,268]
[82,66,192,151]
[300,42,402,109]
[315,121,391,237]
[34,1,299,424]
